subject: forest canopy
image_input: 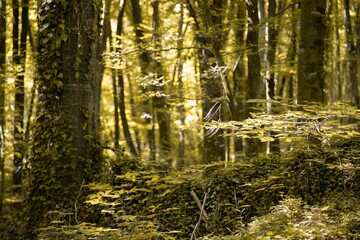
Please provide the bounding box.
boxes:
[0,0,359,239]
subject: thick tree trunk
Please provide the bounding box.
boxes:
[25,0,102,237]
[60,0,102,185]
[297,0,327,103]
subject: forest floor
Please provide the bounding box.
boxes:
[1,137,360,239]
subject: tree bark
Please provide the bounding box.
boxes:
[344,0,359,105]
[12,0,23,188]
[186,0,226,163]
[116,0,139,157]
[245,0,261,157]
[152,0,171,159]
[176,3,185,167]
[25,0,102,237]
[246,0,262,102]
[297,0,327,103]
[101,0,121,149]
[0,0,5,215]
[130,0,155,160]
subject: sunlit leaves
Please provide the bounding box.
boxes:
[206,102,360,145]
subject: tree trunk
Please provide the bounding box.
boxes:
[12,0,23,188]
[245,0,261,157]
[0,0,5,215]
[344,0,359,105]
[101,0,121,149]
[186,0,226,163]
[356,4,360,101]
[246,0,262,102]
[297,0,327,103]
[232,0,247,156]
[130,0,155,160]
[25,0,102,237]
[176,3,185,167]
[152,0,171,159]
[116,0,139,157]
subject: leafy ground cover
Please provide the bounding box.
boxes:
[32,137,360,239]
[0,137,359,239]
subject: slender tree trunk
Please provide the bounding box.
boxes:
[267,0,277,106]
[101,0,121,149]
[116,0,139,157]
[245,0,261,157]
[232,0,247,156]
[297,0,327,103]
[186,0,226,163]
[0,0,5,214]
[344,0,359,105]
[152,0,171,159]
[356,4,360,98]
[267,0,280,153]
[12,0,23,188]
[130,0,155,160]
[176,3,185,167]
[246,0,262,102]
[126,62,142,155]
[335,0,342,100]
[277,4,298,100]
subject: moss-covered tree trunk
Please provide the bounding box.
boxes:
[24,0,102,238]
[297,0,327,103]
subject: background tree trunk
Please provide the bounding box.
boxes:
[12,0,23,189]
[0,0,5,214]
[245,0,261,157]
[152,0,171,159]
[176,2,185,167]
[297,0,327,103]
[116,0,139,157]
[130,0,156,160]
[187,0,226,163]
[344,0,359,105]
[101,0,121,149]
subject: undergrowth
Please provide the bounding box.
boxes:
[11,138,360,239]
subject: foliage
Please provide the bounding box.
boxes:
[36,137,360,239]
[200,197,360,240]
[208,101,360,146]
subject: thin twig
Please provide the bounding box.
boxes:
[191,191,209,221]
[191,192,207,240]
[74,179,85,224]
